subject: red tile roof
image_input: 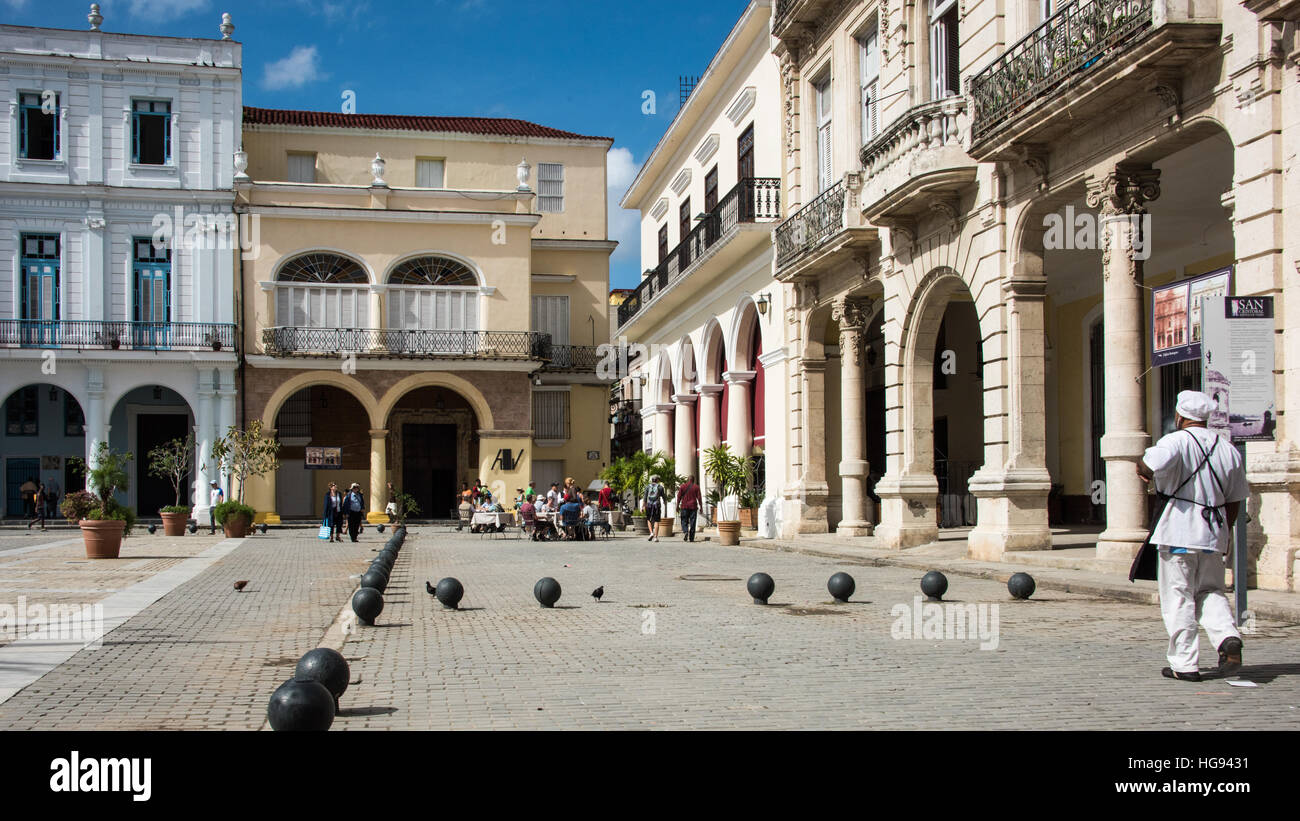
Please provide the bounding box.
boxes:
[243,106,611,142]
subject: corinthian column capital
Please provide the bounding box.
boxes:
[1085,166,1161,217]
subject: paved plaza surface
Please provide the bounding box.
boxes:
[0,527,1297,730]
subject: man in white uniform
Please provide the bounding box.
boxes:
[1137,390,1248,682]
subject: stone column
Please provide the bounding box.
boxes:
[833,298,872,536]
[723,370,755,458]
[193,368,216,521]
[967,276,1053,559]
[216,368,237,493]
[368,285,388,352]
[673,393,698,483]
[696,384,723,498]
[1087,167,1160,564]
[368,428,389,523]
[647,403,675,458]
[84,367,107,469]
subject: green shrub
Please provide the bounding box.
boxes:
[60,490,99,522]
[214,500,256,525]
[85,499,136,535]
[160,505,191,514]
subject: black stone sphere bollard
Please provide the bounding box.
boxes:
[747,572,775,605]
[351,586,384,625]
[188,522,197,534]
[1007,572,1036,600]
[827,572,856,603]
[267,677,335,731]
[259,523,268,534]
[148,523,157,535]
[920,571,948,601]
[294,648,350,709]
[533,577,562,608]
[360,569,388,593]
[435,577,464,610]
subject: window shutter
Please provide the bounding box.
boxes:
[818,123,833,192]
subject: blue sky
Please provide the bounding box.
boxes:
[2,0,752,288]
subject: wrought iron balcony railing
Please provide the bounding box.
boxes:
[618,177,780,328]
[774,179,846,269]
[541,344,604,373]
[262,327,552,360]
[968,0,1155,143]
[0,320,236,351]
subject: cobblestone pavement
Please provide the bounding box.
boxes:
[1,528,1297,730]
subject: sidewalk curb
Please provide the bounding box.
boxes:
[737,537,1300,623]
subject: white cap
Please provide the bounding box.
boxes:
[1176,390,1216,422]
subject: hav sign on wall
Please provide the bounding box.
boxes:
[1201,296,1275,442]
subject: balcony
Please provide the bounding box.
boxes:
[541,344,604,374]
[968,0,1221,159]
[774,178,877,280]
[0,320,236,352]
[262,328,552,361]
[618,177,780,330]
[858,97,977,229]
[773,0,844,38]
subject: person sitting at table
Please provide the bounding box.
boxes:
[559,496,584,540]
[582,495,608,538]
[520,493,539,540]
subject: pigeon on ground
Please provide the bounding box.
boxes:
[591,586,604,602]
[233,580,248,592]
[425,580,436,595]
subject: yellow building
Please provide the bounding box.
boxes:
[235,107,614,522]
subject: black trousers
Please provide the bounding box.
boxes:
[680,508,698,541]
[347,512,363,542]
[330,512,344,540]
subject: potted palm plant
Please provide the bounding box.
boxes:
[703,443,750,547]
[650,452,682,539]
[148,433,194,536]
[210,420,280,537]
[66,442,136,559]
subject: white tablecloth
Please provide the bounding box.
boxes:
[471,512,514,526]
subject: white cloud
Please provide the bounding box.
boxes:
[607,146,642,277]
[3,0,32,10]
[262,45,327,91]
[126,0,208,22]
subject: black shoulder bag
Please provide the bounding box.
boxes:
[1129,431,1224,582]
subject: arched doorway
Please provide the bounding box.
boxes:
[932,299,984,527]
[386,386,481,520]
[274,385,372,518]
[1,384,86,518]
[106,384,195,517]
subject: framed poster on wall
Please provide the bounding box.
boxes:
[305,446,342,469]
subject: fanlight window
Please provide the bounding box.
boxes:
[388,256,478,287]
[387,256,480,341]
[275,253,370,340]
[277,253,368,284]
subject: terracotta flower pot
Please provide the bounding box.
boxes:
[80,519,126,559]
[160,511,189,536]
[222,514,252,538]
[717,520,741,547]
[656,519,674,538]
[739,508,757,529]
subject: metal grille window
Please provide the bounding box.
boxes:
[6,386,38,436]
[132,99,171,165]
[276,390,313,439]
[287,153,316,183]
[930,0,961,99]
[533,391,570,440]
[416,158,446,188]
[64,391,84,437]
[859,30,880,144]
[538,162,564,212]
[19,92,59,160]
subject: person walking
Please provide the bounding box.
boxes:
[324,482,345,542]
[1137,390,1249,682]
[344,483,366,542]
[20,476,37,519]
[644,474,666,542]
[208,480,224,534]
[26,481,47,531]
[45,478,60,519]
[677,475,702,542]
[598,481,613,511]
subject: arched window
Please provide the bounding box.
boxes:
[386,255,480,335]
[275,252,370,330]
